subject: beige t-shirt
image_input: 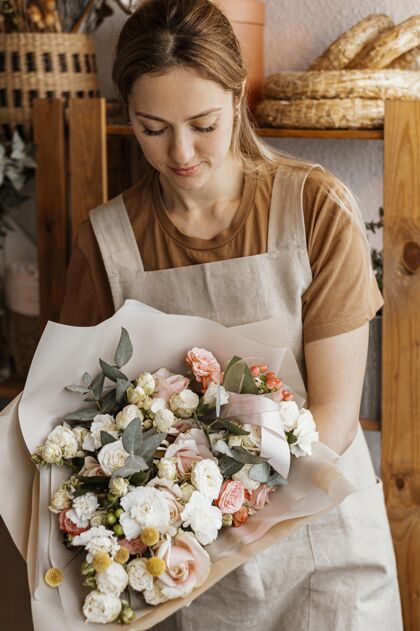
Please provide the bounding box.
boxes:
[60,167,383,343]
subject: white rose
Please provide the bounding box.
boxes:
[278,401,300,431]
[136,372,156,395]
[72,425,89,449]
[228,424,261,454]
[90,512,106,527]
[127,558,154,592]
[180,483,195,503]
[42,441,63,464]
[154,408,175,432]
[115,405,143,431]
[127,385,146,405]
[290,409,319,457]
[158,458,178,481]
[97,440,129,476]
[109,476,129,498]
[83,414,118,451]
[181,491,222,545]
[169,389,199,418]
[119,487,171,540]
[49,489,71,513]
[203,382,229,407]
[47,425,78,459]
[191,459,223,500]
[150,397,166,415]
[96,561,128,596]
[232,464,260,491]
[72,526,119,562]
[83,590,122,624]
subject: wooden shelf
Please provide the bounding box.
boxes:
[106,123,384,140]
[0,374,25,399]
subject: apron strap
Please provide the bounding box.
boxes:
[268,160,324,253]
[89,194,144,310]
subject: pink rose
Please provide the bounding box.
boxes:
[153,368,190,403]
[78,456,105,477]
[247,484,273,511]
[165,429,214,476]
[185,348,221,393]
[119,537,147,556]
[59,509,89,536]
[156,531,211,599]
[216,480,245,514]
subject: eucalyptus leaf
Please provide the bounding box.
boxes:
[268,470,288,487]
[130,470,152,486]
[65,384,90,394]
[99,359,128,383]
[101,388,116,414]
[100,430,117,447]
[116,378,133,406]
[249,462,271,483]
[91,372,105,400]
[140,428,167,463]
[82,372,92,387]
[63,406,99,421]
[231,446,269,465]
[215,417,250,435]
[222,355,258,395]
[218,455,244,477]
[114,327,133,368]
[112,455,148,479]
[122,418,143,455]
[77,475,110,485]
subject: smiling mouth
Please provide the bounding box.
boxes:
[170,163,202,175]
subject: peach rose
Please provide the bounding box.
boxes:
[59,509,89,536]
[216,480,245,514]
[153,368,190,403]
[119,537,147,556]
[185,348,221,393]
[247,484,273,511]
[165,428,214,476]
[232,506,249,528]
[156,532,211,599]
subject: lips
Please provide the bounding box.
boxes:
[170,163,202,176]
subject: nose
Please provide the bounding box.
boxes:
[169,129,196,167]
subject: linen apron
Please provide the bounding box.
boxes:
[90,160,402,631]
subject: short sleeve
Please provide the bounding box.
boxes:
[59,220,114,326]
[301,170,383,344]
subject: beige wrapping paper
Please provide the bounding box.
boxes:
[0,300,355,630]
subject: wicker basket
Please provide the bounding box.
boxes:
[0,33,99,139]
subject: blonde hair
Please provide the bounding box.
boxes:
[112,0,373,276]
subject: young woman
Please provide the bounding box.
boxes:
[60,1,402,628]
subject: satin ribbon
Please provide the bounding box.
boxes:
[221,392,290,479]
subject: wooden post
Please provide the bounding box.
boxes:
[68,98,108,234]
[33,99,67,325]
[383,100,420,630]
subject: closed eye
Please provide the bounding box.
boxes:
[141,124,218,136]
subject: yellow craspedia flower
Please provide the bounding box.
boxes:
[92,552,111,573]
[115,546,130,565]
[146,557,166,577]
[44,567,63,588]
[141,527,159,547]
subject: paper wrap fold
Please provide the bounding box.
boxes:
[0,299,355,630]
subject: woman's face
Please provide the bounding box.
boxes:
[127,66,238,191]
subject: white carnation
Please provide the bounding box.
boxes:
[191,459,223,500]
[136,372,156,395]
[96,561,128,596]
[127,558,154,593]
[119,487,171,540]
[203,382,229,407]
[127,385,147,405]
[232,464,260,491]
[181,491,222,545]
[83,590,121,624]
[97,440,129,476]
[47,425,78,459]
[116,405,143,431]
[278,401,300,431]
[158,458,178,481]
[72,492,99,522]
[83,414,118,451]
[169,389,199,418]
[154,408,175,432]
[49,489,71,513]
[42,441,62,464]
[72,526,119,562]
[290,409,319,457]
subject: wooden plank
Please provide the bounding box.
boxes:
[383,100,420,630]
[33,99,67,324]
[69,98,108,234]
[106,124,384,140]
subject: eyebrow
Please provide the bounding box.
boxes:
[134,107,222,123]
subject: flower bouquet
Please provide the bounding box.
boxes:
[0,299,354,630]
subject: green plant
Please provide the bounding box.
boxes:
[365,206,383,294]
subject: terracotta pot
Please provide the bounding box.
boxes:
[213,0,265,112]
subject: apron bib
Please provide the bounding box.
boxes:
[90,158,402,630]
